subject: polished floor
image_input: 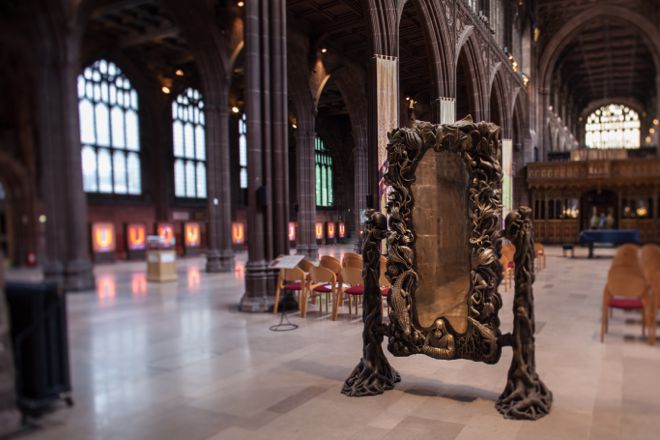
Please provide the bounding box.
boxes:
[5,244,660,440]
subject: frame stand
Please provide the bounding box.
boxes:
[342,210,400,396]
[496,207,553,420]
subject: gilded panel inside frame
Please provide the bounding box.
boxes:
[411,150,470,333]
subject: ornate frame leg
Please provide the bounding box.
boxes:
[496,207,553,420]
[342,210,400,396]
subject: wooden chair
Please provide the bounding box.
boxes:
[308,265,339,320]
[601,256,655,345]
[534,242,546,272]
[340,266,364,319]
[500,243,515,291]
[320,255,342,275]
[297,258,315,274]
[273,267,307,316]
[640,244,660,281]
[342,253,362,268]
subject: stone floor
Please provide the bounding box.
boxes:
[5,244,660,440]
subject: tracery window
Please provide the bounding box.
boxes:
[585,104,640,149]
[78,59,141,194]
[172,88,206,198]
[315,136,333,208]
[238,114,248,189]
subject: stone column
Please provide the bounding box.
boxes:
[205,88,235,272]
[295,121,318,260]
[35,43,94,291]
[0,255,20,436]
[240,0,288,312]
[353,136,368,252]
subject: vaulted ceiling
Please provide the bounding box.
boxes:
[537,0,659,115]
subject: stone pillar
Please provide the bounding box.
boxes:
[295,122,318,260]
[240,0,288,312]
[434,97,456,124]
[353,138,368,252]
[0,255,20,436]
[502,138,514,216]
[205,88,235,272]
[35,43,94,291]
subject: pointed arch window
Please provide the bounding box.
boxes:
[315,136,333,208]
[585,104,640,149]
[77,59,141,194]
[172,88,206,198]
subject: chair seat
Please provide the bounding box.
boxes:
[381,287,391,297]
[345,285,364,295]
[608,297,643,309]
[312,284,332,293]
[283,282,303,291]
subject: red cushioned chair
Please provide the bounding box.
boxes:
[601,248,655,345]
[309,265,339,320]
[340,266,364,319]
[273,267,307,316]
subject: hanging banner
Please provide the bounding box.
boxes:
[502,139,514,220]
[184,222,201,248]
[92,222,116,253]
[126,223,146,251]
[338,222,346,239]
[315,222,324,240]
[288,222,297,242]
[232,222,245,245]
[157,223,176,248]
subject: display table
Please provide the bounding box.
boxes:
[578,229,641,258]
[146,250,177,282]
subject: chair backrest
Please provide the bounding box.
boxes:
[640,244,660,282]
[282,267,305,283]
[606,268,648,299]
[320,255,341,274]
[342,254,362,268]
[502,243,515,260]
[310,265,336,284]
[342,266,363,286]
[534,242,544,254]
[612,245,640,269]
[297,258,315,273]
[343,252,361,260]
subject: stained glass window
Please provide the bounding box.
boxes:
[239,114,248,189]
[314,137,333,208]
[585,104,640,149]
[172,88,206,198]
[78,59,141,194]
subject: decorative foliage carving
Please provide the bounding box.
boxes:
[496,207,553,420]
[342,210,400,396]
[384,116,503,364]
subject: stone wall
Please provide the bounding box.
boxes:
[0,255,19,435]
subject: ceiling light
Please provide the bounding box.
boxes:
[231,106,240,114]
[161,86,171,94]
[175,69,184,77]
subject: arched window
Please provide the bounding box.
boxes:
[238,114,248,189]
[314,136,333,208]
[585,104,640,149]
[78,59,141,194]
[172,88,206,198]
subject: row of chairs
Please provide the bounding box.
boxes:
[500,241,546,291]
[601,244,660,345]
[273,253,391,320]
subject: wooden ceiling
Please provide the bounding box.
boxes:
[83,0,195,84]
[537,0,659,113]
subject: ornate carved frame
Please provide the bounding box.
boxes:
[385,117,503,364]
[343,117,552,421]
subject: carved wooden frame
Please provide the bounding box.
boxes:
[384,116,504,363]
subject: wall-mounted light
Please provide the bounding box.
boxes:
[161,86,171,94]
[292,123,297,129]
[231,106,240,114]
[650,128,656,134]
[645,136,652,143]
[320,47,328,54]
[175,69,184,77]
[38,214,47,223]
[237,1,244,7]
[653,118,659,126]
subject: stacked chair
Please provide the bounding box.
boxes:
[601,244,656,345]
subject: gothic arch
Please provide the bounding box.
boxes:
[455,33,486,121]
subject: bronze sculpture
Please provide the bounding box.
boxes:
[343,116,552,421]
